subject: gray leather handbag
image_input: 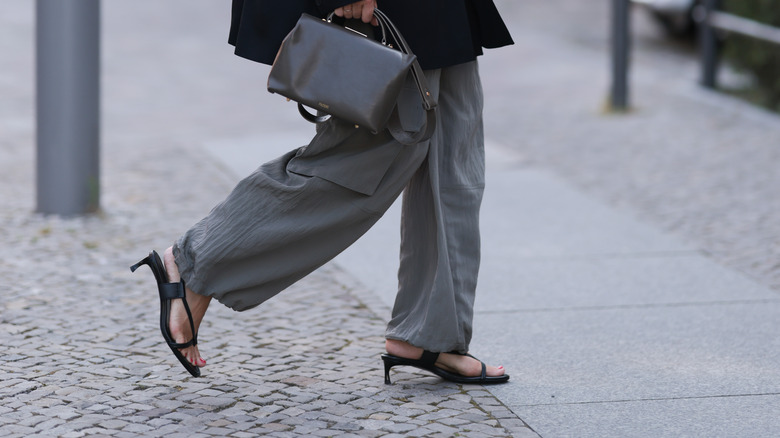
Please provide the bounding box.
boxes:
[267,9,437,145]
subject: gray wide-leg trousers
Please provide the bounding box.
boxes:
[173,61,485,353]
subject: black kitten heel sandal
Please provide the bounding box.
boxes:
[131,250,201,377]
[381,351,509,385]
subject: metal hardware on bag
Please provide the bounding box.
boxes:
[325,10,366,37]
[326,11,388,46]
[345,27,368,38]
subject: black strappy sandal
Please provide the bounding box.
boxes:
[131,250,201,377]
[381,351,509,385]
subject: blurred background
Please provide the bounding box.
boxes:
[2,1,777,279]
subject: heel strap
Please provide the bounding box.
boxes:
[161,280,199,347]
[159,282,185,300]
[419,350,439,367]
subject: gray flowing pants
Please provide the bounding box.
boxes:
[173,61,484,353]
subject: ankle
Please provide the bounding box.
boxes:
[163,247,181,283]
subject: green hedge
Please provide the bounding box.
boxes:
[723,0,780,111]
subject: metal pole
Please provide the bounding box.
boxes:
[36,0,101,215]
[610,0,631,111]
[699,0,721,88]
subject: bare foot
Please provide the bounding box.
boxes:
[385,339,506,378]
[164,247,211,367]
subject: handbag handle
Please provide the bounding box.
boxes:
[297,9,437,145]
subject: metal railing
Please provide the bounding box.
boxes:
[698,0,780,88]
[611,0,780,110]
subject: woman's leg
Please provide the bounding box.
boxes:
[386,61,504,376]
[162,88,435,364]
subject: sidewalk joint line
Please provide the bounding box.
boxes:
[476,298,780,314]
[516,392,780,408]
[506,250,702,262]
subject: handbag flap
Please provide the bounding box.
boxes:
[268,14,416,132]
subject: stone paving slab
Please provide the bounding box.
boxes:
[479,249,776,311]
[479,301,780,406]
[514,394,780,438]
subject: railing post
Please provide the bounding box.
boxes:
[36,0,101,215]
[699,0,721,88]
[610,0,631,111]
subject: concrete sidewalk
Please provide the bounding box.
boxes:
[2,0,780,437]
[202,0,780,436]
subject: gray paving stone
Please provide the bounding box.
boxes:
[78,428,115,436]
[436,416,470,427]
[18,415,48,427]
[437,399,474,410]
[520,394,780,438]
[121,423,155,434]
[484,302,780,407]
[381,423,419,434]
[99,419,129,430]
[260,423,294,432]
[191,397,235,408]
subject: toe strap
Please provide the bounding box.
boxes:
[458,353,487,380]
[169,339,195,349]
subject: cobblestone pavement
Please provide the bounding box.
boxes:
[0,111,532,437]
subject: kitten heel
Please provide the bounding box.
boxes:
[130,255,151,273]
[382,354,398,385]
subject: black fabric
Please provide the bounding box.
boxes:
[228,0,513,70]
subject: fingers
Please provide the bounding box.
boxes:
[334,3,358,20]
[334,1,376,24]
[345,3,362,20]
[361,5,375,24]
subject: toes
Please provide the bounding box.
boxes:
[486,364,505,377]
[181,347,206,367]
